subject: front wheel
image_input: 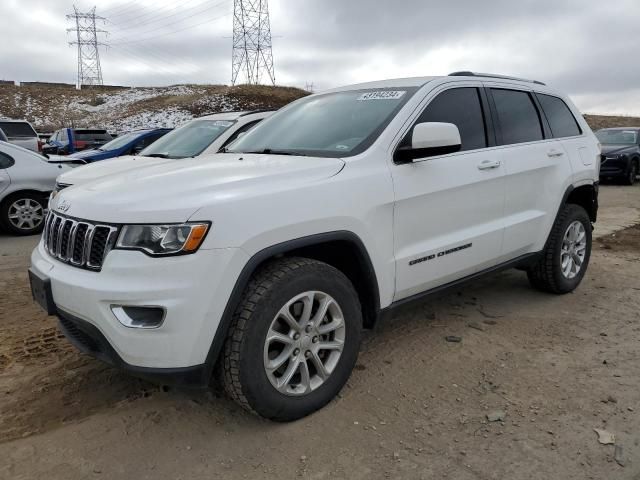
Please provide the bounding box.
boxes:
[221,257,362,421]
[624,160,638,185]
[527,204,592,294]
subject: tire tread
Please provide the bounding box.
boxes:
[221,257,336,416]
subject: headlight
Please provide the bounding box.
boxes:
[116,223,210,256]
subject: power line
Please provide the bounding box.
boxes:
[106,0,211,31]
[232,0,275,86]
[67,5,107,88]
[101,2,150,20]
[107,10,231,46]
[107,0,230,42]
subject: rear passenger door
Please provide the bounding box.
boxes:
[391,84,506,300]
[486,85,573,260]
[0,151,13,196]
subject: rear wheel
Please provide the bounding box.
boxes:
[221,257,362,421]
[527,204,592,294]
[624,160,638,185]
[0,193,47,235]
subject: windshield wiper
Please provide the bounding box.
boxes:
[243,148,308,156]
[143,153,171,158]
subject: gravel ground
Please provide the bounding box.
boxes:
[0,184,639,480]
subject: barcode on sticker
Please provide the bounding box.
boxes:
[357,91,406,101]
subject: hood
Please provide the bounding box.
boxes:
[69,148,98,158]
[57,155,169,184]
[68,148,110,160]
[50,153,345,223]
[601,144,635,156]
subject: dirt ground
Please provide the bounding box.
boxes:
[1,185,639,480]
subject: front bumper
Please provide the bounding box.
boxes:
[31,241,248,382]
[57,309,208,387]
[599,158,628,178]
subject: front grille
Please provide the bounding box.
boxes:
[42,211,119,271]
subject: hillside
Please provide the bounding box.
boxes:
[583,114,640,131]
[0,84,308,133]
[0,83,638,134]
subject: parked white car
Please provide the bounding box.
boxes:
[54,110,273,190]
[0,142,81,235]
[31,73,600,420]
[0,119,40,152]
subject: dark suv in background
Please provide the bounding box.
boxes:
[596,128,640,185]
[43,128,113,155]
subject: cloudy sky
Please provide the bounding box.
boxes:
[1,0,639,114]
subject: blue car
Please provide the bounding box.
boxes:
[67,128,172,163]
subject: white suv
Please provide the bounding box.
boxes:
[54,110,273,189]
[30,73,600,421]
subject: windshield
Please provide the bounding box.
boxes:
[596,129,638,145]
[98,131,141,151]
[140,119,235,159]
[227,88,418,158]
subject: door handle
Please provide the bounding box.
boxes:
[547,149,564,158]
[477,159,501,170]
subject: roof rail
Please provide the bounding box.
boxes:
[238,109,275,117]
[448,71,546,86]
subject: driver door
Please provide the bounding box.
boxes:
[391,85,506,301]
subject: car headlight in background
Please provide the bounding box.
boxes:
[116,223,210,256]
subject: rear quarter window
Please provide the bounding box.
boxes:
[0,122,36,138]
[0,151,15,168]
[536,94,582,138]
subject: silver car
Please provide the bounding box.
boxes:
[0,141,81,235]
[0,119,39,152]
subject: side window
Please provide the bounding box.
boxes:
[221,120,262,150]
[491,89,543,145]
[536,94,581,138]
[132,134,161,153]
[0,151,15,168]
[415,88,487,151]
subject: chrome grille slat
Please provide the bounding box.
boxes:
[42,211,118,271]
[83,225,96,267]
[66,221,78,260]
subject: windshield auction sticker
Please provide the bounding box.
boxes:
[357,91,406,101]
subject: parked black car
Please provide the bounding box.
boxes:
[596,128,640,185]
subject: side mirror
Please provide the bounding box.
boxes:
[394,122,462,163]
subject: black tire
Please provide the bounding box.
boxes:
[221,257,362,421]
[527,204,592,294]
[0,192,47,236]
[624,160,638,186]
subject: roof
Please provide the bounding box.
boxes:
[197,110,273,121]
[0,119,32,123]
[322,73,555,94]
[324,77,437,93]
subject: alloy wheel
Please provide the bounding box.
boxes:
[560,220,587,279]
[263,290,346,396]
